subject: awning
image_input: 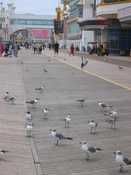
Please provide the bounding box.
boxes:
[78,18,108,30]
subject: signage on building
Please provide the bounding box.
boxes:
[96,0,128,5]
[30,29,49,39]
[118,6,131,19]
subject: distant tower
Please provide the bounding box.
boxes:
[7,1,15,16]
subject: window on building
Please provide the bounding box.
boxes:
[11,19,53,26]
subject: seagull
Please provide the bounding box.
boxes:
[76,99,86,107]
[26,112,32,120]
[113,150,131,172]
[42,108,49,119]
[0,149,9,155]
[43,67,48,73]
[25,112,32,126]
[105,116,117,129]
[64,113,71,128]
[49,129,73,145]
[26,98,39,104]
[81,56,88,69]
[26,98,39,108]
[98,101,113,112]
[8,96,16,104]
[35,86,44,93]
[118,66,124,70]
[80,141,102,160]
[87,120,98,134]
[4,91,10,102]
[104,110,118,129]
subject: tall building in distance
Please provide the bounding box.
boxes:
[0,2,54,43]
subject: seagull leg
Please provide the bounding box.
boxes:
[86,152,90,160]
[81,102,84,108]
[65,121,66,128]
[56,139,59,146]
[67,121,69,128]
[119,164,124,173]
[90,127,93,134]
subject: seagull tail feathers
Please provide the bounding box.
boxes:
[64,137,73,140]
[124,157,131,165]
[96,148,102,151]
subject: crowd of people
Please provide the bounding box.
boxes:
[0,40,109,58]
[0,41,20,57]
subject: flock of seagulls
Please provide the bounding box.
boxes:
[15,59,128,173]
[24,85,130,173]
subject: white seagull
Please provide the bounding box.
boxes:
[80,141,102,160]
[64,113,71,128]
[49,129,73,145]
[87,120,98,134]
[25,112,32,126]
[114,150,131,172]
[104,110,118,129]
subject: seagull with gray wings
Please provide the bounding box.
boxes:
[49,129,73,145]
[26,98,39,108]
[114,150,131,172]
[98,101,113,113]
[76,98,86,107]
[80,141,102,160]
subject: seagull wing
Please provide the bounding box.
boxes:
[123,157,131,165]
[88,146,96,153]
[56,133,65,140]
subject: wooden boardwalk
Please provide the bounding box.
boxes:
[0,57,36,175]
[22,50,131,175]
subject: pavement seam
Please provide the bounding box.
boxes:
[20,61,43,175]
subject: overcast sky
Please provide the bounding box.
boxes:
[2,0,58,15]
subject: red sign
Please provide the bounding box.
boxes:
[30,29,49,39]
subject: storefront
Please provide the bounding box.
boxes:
[118,5,131,55]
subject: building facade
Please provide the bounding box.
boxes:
[62,0,95,50]
[0,3,54,43]
[96,0,131,55]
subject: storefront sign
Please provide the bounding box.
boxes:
[118,6,131,19]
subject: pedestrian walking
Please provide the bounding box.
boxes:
[70,44,75,56]
[54,42,59,55]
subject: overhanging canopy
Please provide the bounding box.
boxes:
[78,18,108,30]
